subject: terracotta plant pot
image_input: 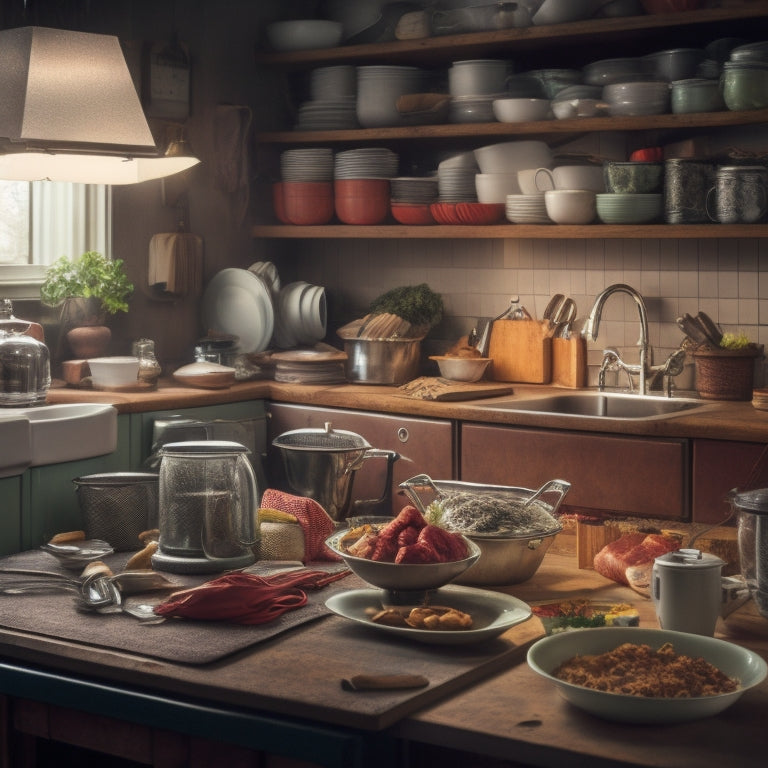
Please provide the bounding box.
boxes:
[67,325,111,359]
[693,344,764,401]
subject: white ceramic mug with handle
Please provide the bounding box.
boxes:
[652,549,726,636]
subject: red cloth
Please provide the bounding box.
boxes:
[153,569,350,624]
[260,488,341,563]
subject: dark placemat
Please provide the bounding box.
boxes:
[0,550,351,665]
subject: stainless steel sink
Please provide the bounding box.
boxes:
[475,392,706,420]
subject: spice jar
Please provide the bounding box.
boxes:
[132,338,162,389]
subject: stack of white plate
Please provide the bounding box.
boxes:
[310,65,357,100]
[390,177,438,204]
[356,65,426,128]
[201,268,275,354]
[280,148,334,181]
[505,194,551,224]
[273,281,327,349]
[334,147,399,179]
[438,167,479,201]
[296,99,359,131]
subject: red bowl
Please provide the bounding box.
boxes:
[429,202,463,225]
[272,182,290,224]
[455,202,505,225]
[335,179,390,224]
[283,181,334,225]
[391,203,436,225]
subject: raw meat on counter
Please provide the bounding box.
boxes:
[594,532,680,596]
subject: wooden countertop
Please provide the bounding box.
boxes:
[45,378,768,443]
[0,553,765,767]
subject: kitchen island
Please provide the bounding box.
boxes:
[0,553,765,768]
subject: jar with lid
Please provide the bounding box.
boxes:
[0,327,51,406]
[132,338,162,388]
[731,488,768,619]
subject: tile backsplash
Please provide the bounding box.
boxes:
[293,235,768,391]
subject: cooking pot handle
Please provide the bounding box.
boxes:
[351,449,400,514]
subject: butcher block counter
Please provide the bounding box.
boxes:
[45,377,768,443]
[0,553,765,768]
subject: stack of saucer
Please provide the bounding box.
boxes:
[505,194,551,224]
[390,177,438,204]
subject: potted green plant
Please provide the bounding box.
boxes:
[40,251,134,359]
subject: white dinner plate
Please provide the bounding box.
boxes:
[325,585,531,645]
[202,268,274,354]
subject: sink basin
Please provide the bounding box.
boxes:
[476,392,706,420]
[23,403,118,466]
[0,412,31,477]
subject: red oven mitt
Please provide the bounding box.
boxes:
[153,569,349,624]
[260,488,342,563]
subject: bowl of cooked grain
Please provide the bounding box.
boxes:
[527,627,767,723]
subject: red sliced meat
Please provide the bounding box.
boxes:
[594,532,680,586]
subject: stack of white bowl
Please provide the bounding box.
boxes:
[437,152,480,202]
[273,281,327,349]
[474,140,553,204]
[297,65,358,130]
[448,58,511,124]
[356,65,426,128]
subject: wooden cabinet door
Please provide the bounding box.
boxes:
[692,439,766,524]
[460,423,689,520]
[267,403,455,515]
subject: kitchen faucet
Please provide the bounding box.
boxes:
[582,283,685,397]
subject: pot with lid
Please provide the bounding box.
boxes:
[272,422,400,521]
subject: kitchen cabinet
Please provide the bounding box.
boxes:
[252,4,768,240]
[692,438,766,524]
[0,476,22,556]
[460,422,689,520]
[266,403,455,514]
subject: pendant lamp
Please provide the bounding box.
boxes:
[0,26,199,185]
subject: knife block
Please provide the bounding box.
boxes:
[488,319,551,383]
[551,336,587,388]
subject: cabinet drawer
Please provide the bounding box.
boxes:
[460,424,689,520]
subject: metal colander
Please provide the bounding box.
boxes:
[73,472,159,551]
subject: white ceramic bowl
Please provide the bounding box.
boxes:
[532,0,592,25]
[448,59,511,97]
[603,81,671,116]
[474,141,553,175]
[87,356,140,389]
[475,172,522,203]
[527,627,767,724]
[492,97,551,122]
[266,20,343,52]
[544,189,596,224]
[430,355,492,382]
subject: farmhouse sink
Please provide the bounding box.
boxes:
[474,392,706,420]
[23,403,118,466]
[0,412,31,477]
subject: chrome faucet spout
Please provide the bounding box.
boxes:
[583,284,651,394]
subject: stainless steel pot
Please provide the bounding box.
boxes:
[272,422,400,521]
[399,475,569,585]
[343,338,421,385]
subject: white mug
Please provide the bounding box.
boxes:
[652,549,725,636]
[535,165,606,193]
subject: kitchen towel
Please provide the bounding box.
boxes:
[261,488,342,563]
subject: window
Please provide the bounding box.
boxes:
[0,180,111,299]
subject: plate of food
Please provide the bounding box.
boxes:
[326,584,531,645]
[527,627,767,723]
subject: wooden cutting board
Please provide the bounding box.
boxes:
[488,319,551,383]
[398,376,514,401]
